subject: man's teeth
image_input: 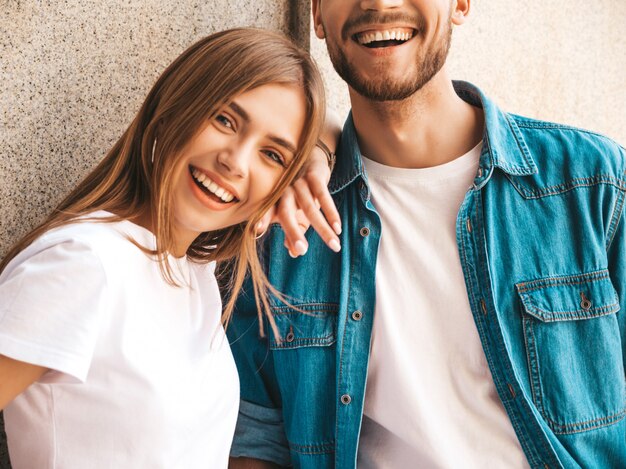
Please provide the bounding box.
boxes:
[191,169,235,203]
[357,29,414,46]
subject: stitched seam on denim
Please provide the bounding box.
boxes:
[270,334,336,349]
[505,114,535,171]
[272,302,338,308]
[329,171,361,195]
[471,192,558,467]
[606,187,625,251]
[271,303,339,314]
[513,120,623,152]
[520,174,626,199]
[291,448,334,455]
[521,303,619,321]
[459,195,543,467]
[289,441,335,455]
[334,195,356,464]
[504,174,626,200]
[516,270,611,292]
[544,408,626,435]
[525,309,626,435]
[524,318,546,419]
[513,119,618,142]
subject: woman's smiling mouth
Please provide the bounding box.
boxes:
[189,166,239,204]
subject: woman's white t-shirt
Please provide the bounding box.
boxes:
[0,212,239,468]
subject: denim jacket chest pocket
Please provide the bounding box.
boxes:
[516,269,626,434]
[267,305,338,455]
[269,305,338,350]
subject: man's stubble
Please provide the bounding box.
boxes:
[324,17,452,102]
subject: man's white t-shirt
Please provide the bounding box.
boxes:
[357,144,530,468]
[0,212,239,468]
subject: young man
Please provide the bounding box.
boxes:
[228,1,626,467]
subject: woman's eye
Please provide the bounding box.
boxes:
[215,114,234,130]
[263,150,286,167]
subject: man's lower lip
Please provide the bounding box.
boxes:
[188,171,235,211]
[356,43,406,56]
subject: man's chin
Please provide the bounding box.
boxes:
[349,76,422,102]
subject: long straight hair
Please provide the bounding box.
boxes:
[1,28,326,336]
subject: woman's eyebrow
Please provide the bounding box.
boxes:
[229,102,297,155]
[269,135,296,155]
[229,102,250,122]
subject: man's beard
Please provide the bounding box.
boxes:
[325,19,452,102]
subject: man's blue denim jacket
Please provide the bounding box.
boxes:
[228,82,626,468]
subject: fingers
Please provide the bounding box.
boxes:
[304,175,341,236]
[255,207,275,238]
[275,187,309,258]
[293,178,341,253]
[263,149,343,257]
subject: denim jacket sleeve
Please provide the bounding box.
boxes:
[227,273,291,467]
[607,150,626,370]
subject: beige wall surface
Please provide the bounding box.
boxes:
[312,0,626,145]
[0,0,298,259]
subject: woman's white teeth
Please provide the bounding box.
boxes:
[358,29,413,45]
[191,168,235,203]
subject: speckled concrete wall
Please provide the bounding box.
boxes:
[0,0,298,259]
[312,0,626,146]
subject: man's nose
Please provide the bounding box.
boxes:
[360,0,404,11]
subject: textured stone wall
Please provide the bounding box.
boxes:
[0,0,297,258]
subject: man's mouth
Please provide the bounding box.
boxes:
[189,166,238,204]
[354,28,415,49]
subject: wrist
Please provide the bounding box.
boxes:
[315,140,336,173]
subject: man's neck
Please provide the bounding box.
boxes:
[350,68,484,169]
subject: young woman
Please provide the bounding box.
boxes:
[0,28,328,467]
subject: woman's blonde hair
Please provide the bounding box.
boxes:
[1,28,326,336]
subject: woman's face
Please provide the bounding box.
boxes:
[170,83,307,253]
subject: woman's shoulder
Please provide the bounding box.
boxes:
[40,211,153,254]
[4,212,149,276]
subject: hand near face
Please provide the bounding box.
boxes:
[256,111,343,257]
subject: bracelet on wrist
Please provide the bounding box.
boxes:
[315,140,336,173]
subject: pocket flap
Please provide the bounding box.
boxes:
[269,303,337,349]
[515,270,619,322]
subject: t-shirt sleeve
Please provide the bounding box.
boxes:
[0,236,108,383]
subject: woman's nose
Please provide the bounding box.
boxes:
[216,147,251,179]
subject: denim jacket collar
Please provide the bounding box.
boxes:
[328,81,538,195]
[454,81,538,178]
[328,113,364,195]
